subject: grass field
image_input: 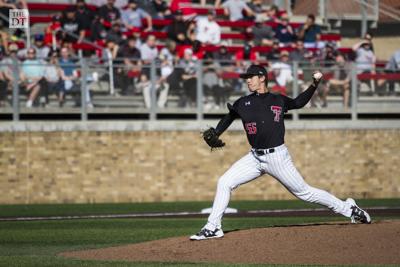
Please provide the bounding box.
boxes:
[1,199,399,267]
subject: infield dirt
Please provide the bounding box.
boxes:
[61,220,400,265]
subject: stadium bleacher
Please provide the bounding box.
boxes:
[0,0,398,120]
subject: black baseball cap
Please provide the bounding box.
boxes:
[239,64,268,79]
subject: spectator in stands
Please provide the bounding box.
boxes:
[1,43,19,84]
[167,10,189,45]
[266,39,280,61]
[180,48,197,106]
[270,50,293,95]
[138,0,170,19]
[195,10,221,45]
[159,40,177,62]
[106,21,125,45]
[326,53,351,108]
[267,4,280,22]
[18,34,51,60]
[121,0,153,32]
[248,0,264,15]
[60,8,85,44]
[44,52,64,107]
[98,0,121,26]
[20,48,46,108]
[90,16,108,41]
[222,0,254,21]
[67,0,95,33]
[235,43,258,68]
[320,42,337,68]
[247,16,274,46]
[297,14,321,48]
[115,36,141,95]
[186,21,197,45]
[140,34,159,79]
[203,59,223,110]
[364,32,374,52]
[384,49,400,95]
[58,47,81,107]
[33,34,51,60]
[353,37,376,94]
[289,40,313,63]
[274,14,296,46]
[153,0,171,18]
[138,42,174,108]
[213,41,233,68]
[155,41,175,108]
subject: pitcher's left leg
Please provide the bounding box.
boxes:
[265,146,352,217]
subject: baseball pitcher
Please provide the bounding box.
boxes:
[190,64,371,241]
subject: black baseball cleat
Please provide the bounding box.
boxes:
[190,228,224,241]
[346,198,372,224]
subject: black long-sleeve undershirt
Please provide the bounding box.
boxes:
[215,80,320,136]
[215,111,237,136]
[285,81,319,110]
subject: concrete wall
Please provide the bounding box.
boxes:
[0,121,399,204]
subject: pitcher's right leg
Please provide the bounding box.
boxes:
[190,152,262,240]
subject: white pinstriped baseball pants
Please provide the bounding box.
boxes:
[205,144,353,230]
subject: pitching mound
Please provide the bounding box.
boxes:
[61,220,400,265]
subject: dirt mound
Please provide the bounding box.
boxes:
[61,220,400,265]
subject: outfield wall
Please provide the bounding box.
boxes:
[0,121,399,204]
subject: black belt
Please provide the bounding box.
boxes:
[254,148,275,156]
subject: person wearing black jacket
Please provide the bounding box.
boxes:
[166,10,189,45]
[190,65,372,241]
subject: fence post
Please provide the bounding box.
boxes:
[292,61,299,121]
[149,61,157,121]
[106,49,115,95]
[196,60,204,121]
[351,63,358,121]
[319,0,327,25]
[80,58,88,121]
[12,59,19,121]
[360,0,368,37]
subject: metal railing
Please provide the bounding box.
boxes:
[0,59,399,121]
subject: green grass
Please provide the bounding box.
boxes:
[0,198,399,218]
[0,199,399,267]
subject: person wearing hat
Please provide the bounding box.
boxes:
[121,0,152,32]
[247,15,274,46]
[166,9,189,45]
[67,0,95,34]
[32,34,51,59]
[195,9,221,45]
[270,50,293,95]
[190,64,371,240]
[98,0,121,26]
[274,13,296,46]
[60,7,85,44]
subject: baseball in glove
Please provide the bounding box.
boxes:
[202,127,225,150]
